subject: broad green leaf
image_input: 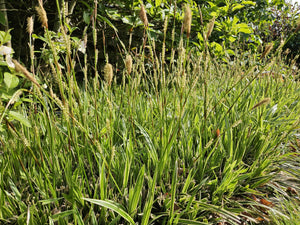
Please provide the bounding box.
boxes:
[211,42,223,53]
[241,1,256,6]
[8,111,32,128]
[82,198,135,225]
[211,11,219,17]
[239,27,252,34]
[237,23,252,34]
[229,36,236,42]
[4,72,19,89]
[0,30,11,45]
[232,4,244,12]
[155,0,162,7]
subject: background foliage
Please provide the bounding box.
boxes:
[0,0,299,66]
[0,0,299,224]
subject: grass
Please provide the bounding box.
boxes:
[0,6,300,224]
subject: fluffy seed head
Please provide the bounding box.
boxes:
[139,4,148,27]
[206,16,215,40]
[125,55,132,75]
[35,5,48,29]
[261,43,273,59]
[104,63,113,85]
[26,17,34,35]
[183,4,192,38]
[12,59,40,87]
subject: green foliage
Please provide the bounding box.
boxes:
[0,40,299,223]
[0,1,299,224]
[0,30,33,132]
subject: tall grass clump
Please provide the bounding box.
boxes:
[0,2,299,225]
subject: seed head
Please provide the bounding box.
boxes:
[183,4,192,38]
[35,3,48,29]
[12,59,40,87]
[104,63,113,85]
[125,55,132,75]
[139,4,148,27]
[26,17,34,35]
[251,98,271,110]
[206,16,215,40]
[261,43,273,59]
[199,6,203,25]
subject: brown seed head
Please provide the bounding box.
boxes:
[104,63,113,85]
[140,4,148,27]
[26,17,34,35]
[125,55,132,75]
[12,59,40,87]
[261,43,273,59]
[206,16,215,40]
[199,6,203,25]
[183,4,192,38]
[251,98,271,110]
[35,5,48,29]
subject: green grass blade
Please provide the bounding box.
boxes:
[129,165,145,217]
[82,198,135,225]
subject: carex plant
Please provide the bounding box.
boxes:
[0,0,299,224]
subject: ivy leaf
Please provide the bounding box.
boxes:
[4,72,19,90]
[8,111,31,128]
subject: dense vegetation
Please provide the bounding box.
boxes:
[0,0,299,224]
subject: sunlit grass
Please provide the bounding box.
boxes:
[0,46,299,224]
[0,3,300,223]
